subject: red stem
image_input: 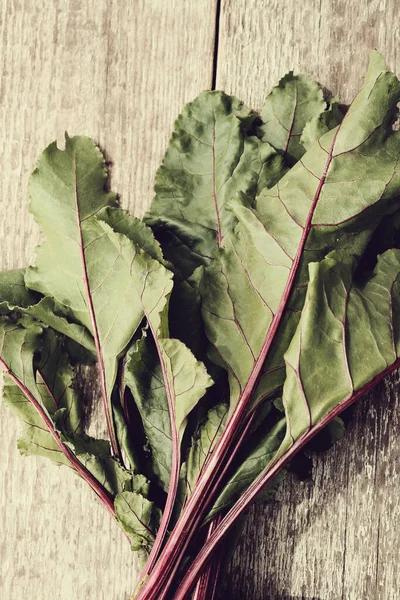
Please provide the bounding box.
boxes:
[135,412,255,600]
[0,357,116,517]
[173,358,400,600]
[72,152,121,460]
[134,114,343,600]
[191,515,224,600]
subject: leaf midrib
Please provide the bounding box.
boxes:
[71,152,120,458]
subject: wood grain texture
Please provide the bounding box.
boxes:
[0,1,216,598]
[1,1,399,599]
[216,1,400,599]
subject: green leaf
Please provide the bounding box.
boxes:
[0,269,40,311]
[0,317,133,495]
[35,328,83,435]
[0,318,72,466]
[185,403,228,496]
[279,249,400,455]
[259,71,326,165]
[124,329,172,489]
[144,91,285,278]
[0,269,95,354]
[112,396,141,473]
[98,206,166,264]
[201,51,400,413]
[71,447,132,496]
[114,491,162,553]
[207,417,286,519]
[300,96,344,151]
[24,135,161,454]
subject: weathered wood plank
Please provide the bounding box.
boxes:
[216,1,400,598]
[0,1,217,598]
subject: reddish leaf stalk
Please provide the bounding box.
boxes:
[173,358,400,600]
[191,514,224,600]
[136,411,255,600]
[0,357,116,518]
[134,114,343,600]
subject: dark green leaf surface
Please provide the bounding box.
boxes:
[145,91,284,278]
[0,318,134,495]
[124,330,172,489]
[207,417,286,519]
[279,249,400,454]
[36,328,83,435]
[202,52,400,415]
[0,319,72,466]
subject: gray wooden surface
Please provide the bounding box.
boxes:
[0,1,399,599]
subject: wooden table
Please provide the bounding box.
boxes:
[0,2,399,599]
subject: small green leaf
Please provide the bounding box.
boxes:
[207,418,286,519]
[259,72,326,165]
[124,329,172,490]
[185,403,228,496]
[0,318,70,467]
[115,491,162,552]
[0,269,40,311]
[36,328,83,435]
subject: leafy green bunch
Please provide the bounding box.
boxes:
[1,51,400,600]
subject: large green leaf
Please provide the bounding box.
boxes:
[259,71,326,165]
[144,91,285,278]
[210,249,400,535]
[100,218,214,574]
[201,51,400,414]
[24,135,159,454]
[0,318,72,465]
[279,249,400,454]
